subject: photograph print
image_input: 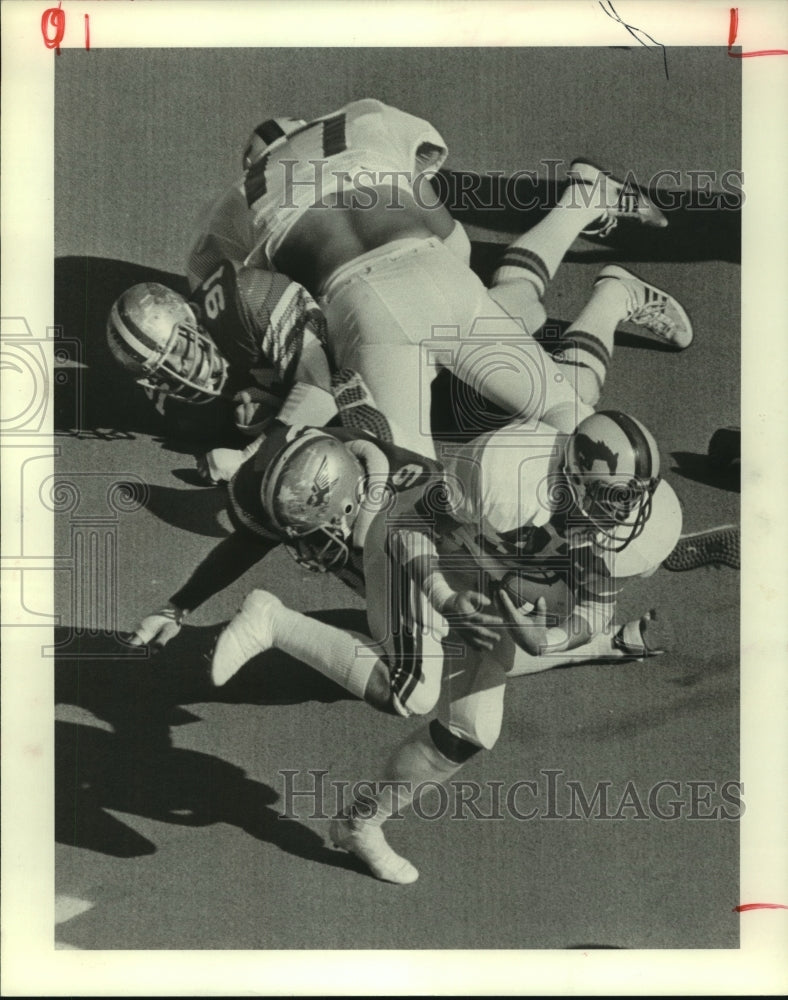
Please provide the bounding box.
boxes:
[6,5,782,989]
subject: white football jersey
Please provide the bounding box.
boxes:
[189,99,448,279]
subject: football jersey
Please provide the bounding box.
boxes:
[200,99,445,270]
[227,423,443,593]
[186,186,255,289]
[190,260,328,397]
[440,420,682,631]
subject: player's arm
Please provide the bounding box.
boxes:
[497,592,605,656]
[408,534,502,652]
[197,425,269,484]
[129,528,277,649]
[498,559,621,656]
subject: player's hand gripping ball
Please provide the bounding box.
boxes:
[498,570,571,624]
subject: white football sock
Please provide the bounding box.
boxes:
[554,277,629,403]
[347,725,464,829]
[271,604,380,701]
[493,186,603,294]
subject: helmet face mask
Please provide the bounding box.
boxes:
[260,430,365,572]
[563,410,661,552]
[286,524,353,573]
[565,468,657,551]
[107,284,229,405]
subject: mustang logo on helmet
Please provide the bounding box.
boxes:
[564,410,661,552]
[572,434,619,476]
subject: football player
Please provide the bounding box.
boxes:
[195,412,674,884]
[187,99,680,460]
[106,258,339,447]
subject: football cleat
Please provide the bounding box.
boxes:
[595,265,693,350]
[329,816,419,885]
[211,589,282,686]
[567,160,668,238]
[331,368,394,443]
[662,525,740,571]
[613,610,665,661]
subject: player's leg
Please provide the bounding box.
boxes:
[212,531,450,716]
[319,254,439,459]
[491,161,667,296]
[329,721,467,884]
[211,589,392,707]
[331,636,509,883]
[364,527,452,718]
[551,266,694,406]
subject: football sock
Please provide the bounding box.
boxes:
[492,185,603,295]
[270,605,380,701]
[346,724,465,828]
[554,277,628,404]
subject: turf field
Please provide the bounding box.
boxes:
[52,47,741,952]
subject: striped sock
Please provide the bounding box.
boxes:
[493,186,603,294]
[553,279,628,402]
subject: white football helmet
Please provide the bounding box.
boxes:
[260,429,365,572]
[563,410,661,551]
[107,283,229,404]
[242,117,307,170]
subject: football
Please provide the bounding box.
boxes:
[498,569,572,625]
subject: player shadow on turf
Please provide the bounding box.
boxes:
[670,450,740,493]
[55,614,370,870]
[138,480,234,538]
[55,719,360,875]
[448,170,741,282]
[54,616,365,718]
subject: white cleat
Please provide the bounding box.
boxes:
[329,817,419,885]
[568,159,668,236]
[595,264,694,350]
[211,589,281,686]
